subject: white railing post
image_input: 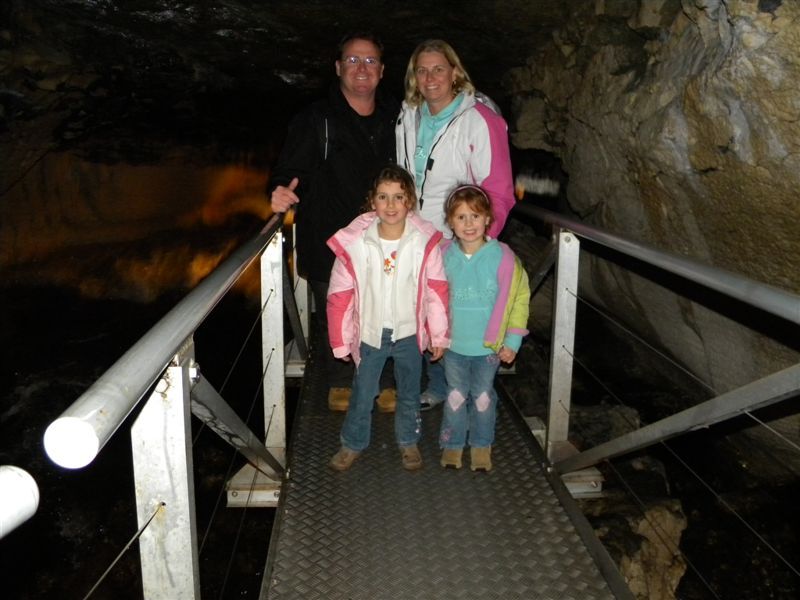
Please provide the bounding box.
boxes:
[261,232,287,461]
[227,228,291,508]
[293,223,310,341]
[130,341,200,600]
[546,229,580,463]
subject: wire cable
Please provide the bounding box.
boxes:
[565,350,723,597]
[603,460,722,599]
[567,287,800,466]
[205,350,276,599]
[566,288,718,395]
[658,440,800,578]
[565,344,800,584]
[743,410,800,454]
[192,288,274,446]
[82,502,166,600]
[217,466,260,600]
[198,347,274,556]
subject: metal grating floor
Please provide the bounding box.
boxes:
[261,343,623,600]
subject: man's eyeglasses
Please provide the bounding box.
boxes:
[342,55,381,67]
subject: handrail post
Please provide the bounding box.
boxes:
[262,232,287,461]
[130,340,200,599]
[293,222,310,341]
[546,229,580,463]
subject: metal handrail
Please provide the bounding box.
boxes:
[44,215,283,469]
[514,204,800,325]
[515,203,799,594]
[513,203,799,475]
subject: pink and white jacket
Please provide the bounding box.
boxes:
[326,212,450,366]
[396,92,516,238]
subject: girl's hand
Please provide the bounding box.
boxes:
[498,346,516,364]
[338,355,352,363]
[429,346,445,362]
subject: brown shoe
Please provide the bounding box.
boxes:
[328,387,351,411]
[400,445,423,471]
[329,447,360,471]
[376,388,397,413]
[470,447,492,472]
[440,448,463,469]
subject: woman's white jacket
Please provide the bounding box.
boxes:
[396,92,515,237]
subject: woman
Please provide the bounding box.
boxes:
[396,39,515,410]
[396,39,515,238]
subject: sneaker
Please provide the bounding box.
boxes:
[440,448,463,469]
[470,446,492,472]
[400,445,423,471]
[376,388,397,413]
[419,391,443,412]
[328,387,351,411]
[329,447,360,471]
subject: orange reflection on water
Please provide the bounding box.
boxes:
[1,155,275,302]
[180,164,271,228]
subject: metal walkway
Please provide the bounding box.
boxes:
[260,340,631,600]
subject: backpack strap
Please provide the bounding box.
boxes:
[474,91,502,116]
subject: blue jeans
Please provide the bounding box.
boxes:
[439,351,500,449]
[340,329,422,451]
[423,352,447,403]
[310,279,353,388]
[311,279,395,389]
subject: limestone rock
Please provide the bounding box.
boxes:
[505,0,800,395]
[618,501,688,600]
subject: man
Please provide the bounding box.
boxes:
[269,32,399,411]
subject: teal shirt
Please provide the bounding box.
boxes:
[444,238,502,356]
[413,93,464,188]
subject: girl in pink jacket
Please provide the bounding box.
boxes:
[326,165,450,471]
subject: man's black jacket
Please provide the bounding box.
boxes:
[269,84,399,282]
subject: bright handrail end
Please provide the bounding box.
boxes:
[0,466,40,539]
[44,418,100,469]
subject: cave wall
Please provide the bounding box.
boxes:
[505,0,799,391]
[3,0,797,389]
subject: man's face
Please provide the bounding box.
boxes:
[335,38,384,99]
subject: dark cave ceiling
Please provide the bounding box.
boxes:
[1,0,566,163]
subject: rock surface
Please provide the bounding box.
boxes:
[505,0,799,392]
[504,1,800,496]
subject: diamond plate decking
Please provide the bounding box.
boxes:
[260,343,630,600]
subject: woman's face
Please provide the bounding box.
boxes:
[414,51,457,114]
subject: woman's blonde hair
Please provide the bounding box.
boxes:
[403,39,476,107]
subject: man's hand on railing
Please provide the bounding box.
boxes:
[270,177,300,213]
